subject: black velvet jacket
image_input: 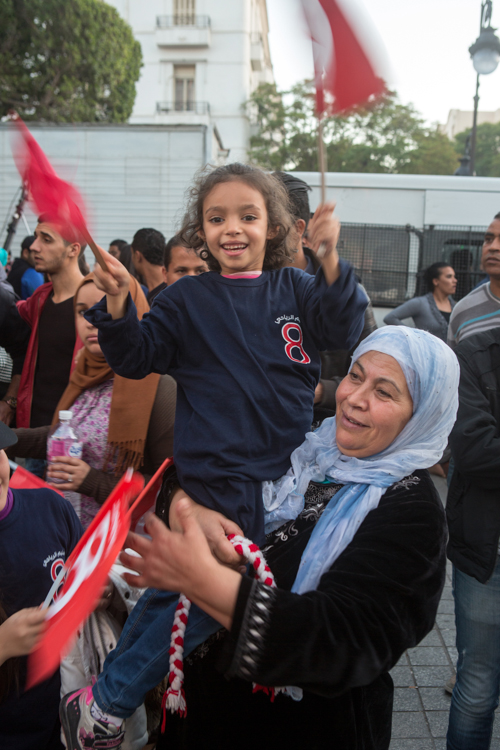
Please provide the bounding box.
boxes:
[160,469,446,750]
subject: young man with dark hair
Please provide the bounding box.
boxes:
[131,228,167,304]
[163,234,208,287]
[14,218,84,448]
[108,239,127,261]
[448,212,500,348]
[7,236,44,300]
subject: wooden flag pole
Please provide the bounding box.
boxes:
[316,114,328,258]
[83,229,109,273]
[318,115,327,204]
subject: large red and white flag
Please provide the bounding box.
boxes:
[27,470,144,689]
[300,0,386,114]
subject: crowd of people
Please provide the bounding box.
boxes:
[0,163,498,750]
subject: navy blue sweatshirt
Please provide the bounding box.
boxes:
[0,489,83,750]
[86,263,367,542]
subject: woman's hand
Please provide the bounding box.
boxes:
[46,456,91,491]
[0,608,47,665]
[92,251,130,320]
[307,202,341,285]
[120,502,241,629]
[169,489,245,571]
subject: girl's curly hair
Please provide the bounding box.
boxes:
[178,163,297,272]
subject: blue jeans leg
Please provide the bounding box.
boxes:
[93,587,220,719]
[447,560,500,750]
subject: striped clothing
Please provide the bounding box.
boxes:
[448,281,500,348]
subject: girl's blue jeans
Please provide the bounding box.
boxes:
[92,587,220,719]
[447,559,500,750]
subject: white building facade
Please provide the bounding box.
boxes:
[105,0,274,162]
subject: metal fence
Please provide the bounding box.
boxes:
[337,222,487,306]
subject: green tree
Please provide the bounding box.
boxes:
[454,122,500,176]
[0,0,142,122]
[247,81,458,175]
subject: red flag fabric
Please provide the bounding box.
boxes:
[11,116,90,243]
[300,0,386,114]
[26,470,144,689]
[9,462,64,497]
[129,456,173,533]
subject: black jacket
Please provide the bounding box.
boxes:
[447,328,500,583]
[0,281,30,376]
[161,470,446,750]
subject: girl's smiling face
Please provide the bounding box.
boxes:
[199,180,275,275]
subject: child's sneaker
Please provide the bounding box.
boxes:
[60,686,125,749]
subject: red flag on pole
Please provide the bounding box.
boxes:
[11,116,89,244]
[26,470,144,689]
[300,0,386,114]
[11,114,107,271]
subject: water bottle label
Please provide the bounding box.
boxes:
[68,442,83,458]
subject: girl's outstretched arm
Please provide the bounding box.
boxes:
[307,202,341,285]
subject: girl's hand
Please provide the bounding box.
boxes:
[0,608,47,664]
[47,457,91,491]
[93,250,130,298]
[307,202,341,285]
[169,489,245,571]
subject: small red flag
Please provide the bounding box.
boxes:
[11,116,89,244]
[300,0,386,114]
[9,462,64,497]
[26,470,144,689]
[129,456,173,533]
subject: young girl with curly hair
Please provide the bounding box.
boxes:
[61,163,367,749]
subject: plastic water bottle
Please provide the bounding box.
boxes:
[47,410,83,483]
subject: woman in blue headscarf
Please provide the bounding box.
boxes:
[121,326,459,750]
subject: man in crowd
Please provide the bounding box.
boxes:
[446,326,500,750]
[131,228,167,304]
[7,235,44,300]
[12,218,84,474]
[448,213,500,348]
[108,239,127,261]
[274,171,375,422]
[163,234,209,286]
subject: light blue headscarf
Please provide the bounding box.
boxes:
[262,326,459,595]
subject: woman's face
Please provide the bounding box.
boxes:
[434,266,457,296]
[335,351,413,458]
[75,282,104,356]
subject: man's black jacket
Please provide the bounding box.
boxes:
[447,328,500,583]
[0,281,30,375]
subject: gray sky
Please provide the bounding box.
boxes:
[266,0,500,126]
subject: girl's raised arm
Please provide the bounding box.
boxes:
[307,202,341,286]
[93,251,131,320]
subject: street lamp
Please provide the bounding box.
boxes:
[459,1,500,175]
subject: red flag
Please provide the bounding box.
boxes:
[129,456,173,533]
[27,470,144,689]
[11,116,89,244]
[9,462,64,497]
[300,0,386,114]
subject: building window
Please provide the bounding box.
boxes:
[174,65,195,111]
[174,0,195,25]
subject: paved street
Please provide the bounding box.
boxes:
[389,476,500,750]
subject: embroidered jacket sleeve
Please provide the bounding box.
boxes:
[222,471,446,697]
[294,261,368,352]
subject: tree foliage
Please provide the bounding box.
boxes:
[0,0,142,122]
[247,81,458,175]
[454,122,500,177]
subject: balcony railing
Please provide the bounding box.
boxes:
[156,101,211,115]
[156,15,211,28]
